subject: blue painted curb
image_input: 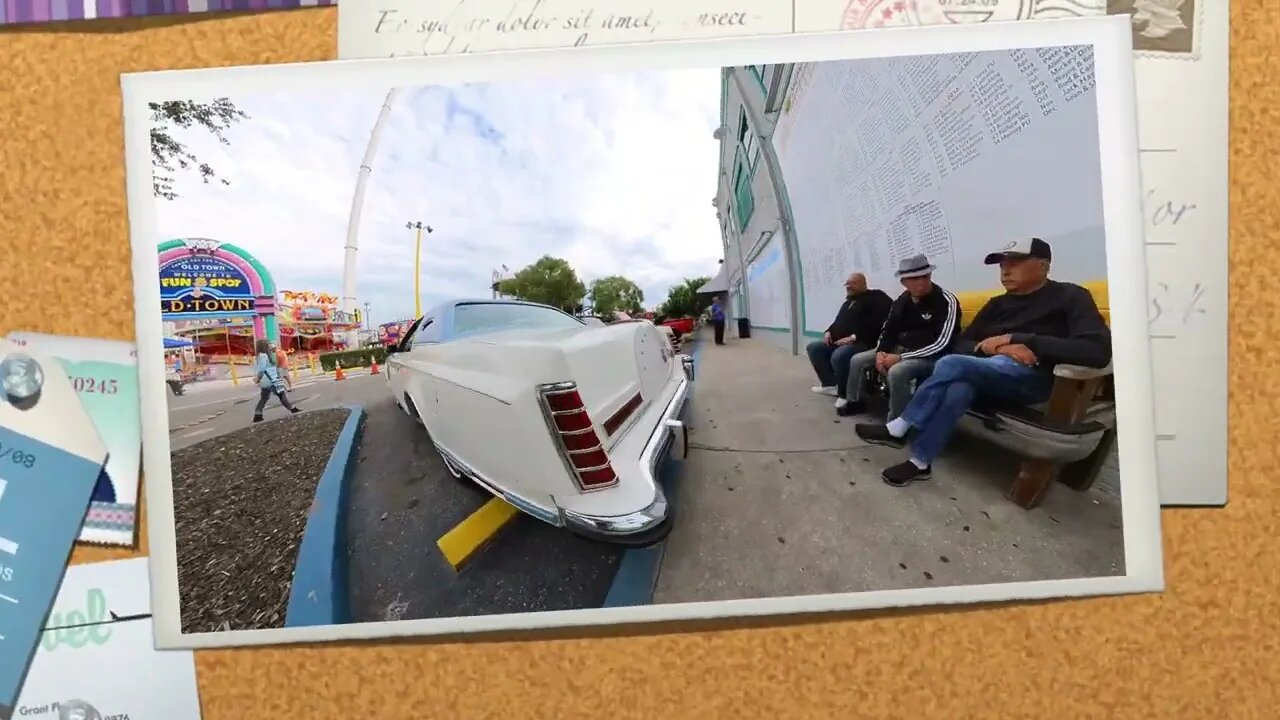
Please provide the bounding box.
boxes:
[285,404,365,627]
[603,334,705,608]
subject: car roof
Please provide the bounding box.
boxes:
[419,298,584,342]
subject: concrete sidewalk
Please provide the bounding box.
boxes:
[653,329,1125,605]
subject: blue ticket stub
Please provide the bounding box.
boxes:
[0,426,106,712]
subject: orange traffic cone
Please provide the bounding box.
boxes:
[370,359,380,375]
[334,363,345,381]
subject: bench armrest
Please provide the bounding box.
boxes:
[1053,362,1113,381]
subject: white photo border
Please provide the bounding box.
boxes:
[121,15,1163,650]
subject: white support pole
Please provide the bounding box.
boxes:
[340,87,402,348]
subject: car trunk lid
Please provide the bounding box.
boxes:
[560,322,673,449]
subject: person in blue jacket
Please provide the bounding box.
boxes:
[710,296,727,345]
[251,338,301,423]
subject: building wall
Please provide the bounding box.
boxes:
[715,65,794,354]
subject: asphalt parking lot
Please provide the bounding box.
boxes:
[166,363,637,623]
[343,385,629,623]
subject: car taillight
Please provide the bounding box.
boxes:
[539,383,619,491]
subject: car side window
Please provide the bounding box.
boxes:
[411,319,437,346]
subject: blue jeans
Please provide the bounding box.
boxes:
[901,354,1054,465]
[806,340,863,397]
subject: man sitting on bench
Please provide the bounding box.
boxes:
[838,253,960,420]
[854,237,1112,487]
[806,271,893,407]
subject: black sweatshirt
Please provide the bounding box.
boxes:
[825,289,893,344]
[959,280,1112,370]
[875,283,962,360]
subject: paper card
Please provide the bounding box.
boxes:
[0,0,334,28]
[0,339,109,716]
[5,334,142,546]
[337,0,1229,506]
[10,558,202,720]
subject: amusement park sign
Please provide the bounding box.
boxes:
[158,239,264,319]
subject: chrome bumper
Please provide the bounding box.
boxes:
[680,354,695,381]
[560,374,691,547]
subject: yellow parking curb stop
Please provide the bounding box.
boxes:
[436,497,520,570]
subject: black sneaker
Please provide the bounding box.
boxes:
[252,415,264,423]
[855,422,906,449]
[882,460,931,487]
[835,400,866,417]
[291,407,301,414]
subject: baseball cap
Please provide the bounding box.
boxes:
[984,237,1052,265]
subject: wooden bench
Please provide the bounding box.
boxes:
[861,281,1115,509]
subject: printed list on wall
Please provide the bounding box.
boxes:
[335,0,1230,505]
[773,44,1105,333]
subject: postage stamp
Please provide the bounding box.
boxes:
[1108,0,1202,59]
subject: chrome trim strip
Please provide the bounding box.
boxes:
[551,407,586,416]
[566,446,604,455]
[574,461,612,473]
[559,427,595,436]
[433,444,565,527]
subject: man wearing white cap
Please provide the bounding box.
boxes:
[854,237,1111,487]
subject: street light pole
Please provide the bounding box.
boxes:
[406,221,433,318]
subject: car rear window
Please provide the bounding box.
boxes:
[453,303,585,337]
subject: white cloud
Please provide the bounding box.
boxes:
[151,66,725,327]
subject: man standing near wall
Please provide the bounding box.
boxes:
[806,272,893,408]
[710,296,727,345]
[839,254,961,420]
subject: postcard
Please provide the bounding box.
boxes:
[5,333,142,547]
[120,17,1162,650]
[336,0,1228,509]
[0,340,109,716]
[10,557,202,720]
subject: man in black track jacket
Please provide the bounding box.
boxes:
[838,253,961,420]
[806,272,893,405]
[855,238,1112,488]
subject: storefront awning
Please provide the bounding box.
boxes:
[697,264,731,295]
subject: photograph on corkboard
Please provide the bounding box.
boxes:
[119,19,1164,650]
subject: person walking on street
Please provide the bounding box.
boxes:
[252,338,301,423]
[710,296,727,345]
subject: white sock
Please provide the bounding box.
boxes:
[885,417,911,437]
[909,457,928,470]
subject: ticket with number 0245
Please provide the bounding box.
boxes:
[4,333,140,547]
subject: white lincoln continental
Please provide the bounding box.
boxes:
[385,298,695,547]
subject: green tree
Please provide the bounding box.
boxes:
[588,275,645,317]
[497,256,587,312]
[151,98,250,200]
[659,276,712,319]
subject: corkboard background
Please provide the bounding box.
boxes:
[0,4,1272,718]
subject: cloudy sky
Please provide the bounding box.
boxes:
[152,68,725,327]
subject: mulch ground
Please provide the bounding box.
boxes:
[172,408,351,633]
